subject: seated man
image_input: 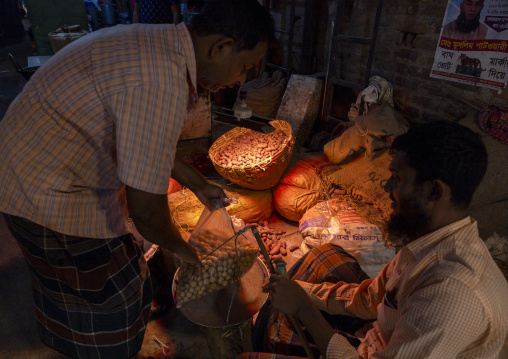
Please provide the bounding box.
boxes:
[242,121,508,358]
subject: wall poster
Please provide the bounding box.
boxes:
[430,0,508,90]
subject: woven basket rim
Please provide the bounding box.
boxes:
[209,120,293,170]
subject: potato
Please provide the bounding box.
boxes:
[176,229,259,304]
[213,129,288,167]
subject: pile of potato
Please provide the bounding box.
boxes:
[245,220,299,265]
[213,129,288,167]
[176,229,259,305]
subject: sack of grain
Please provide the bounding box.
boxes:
[324,149,393,220]
[299,198,395,277]
[238,71,287,118]
[48,25,89,53]
[324,103,408,164]
[168,185,274,232]
[274,153,341,222]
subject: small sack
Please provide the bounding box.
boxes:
[175,207,258,305]
[48,25,89,53]
[299,199,386,251]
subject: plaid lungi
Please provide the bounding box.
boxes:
[249,243,370,359]
[3,214,152,359]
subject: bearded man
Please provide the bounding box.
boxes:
[443,0,488,40]
[242,121,508,359]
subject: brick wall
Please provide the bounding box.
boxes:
[270,0,508,122]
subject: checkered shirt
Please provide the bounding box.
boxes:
[0,23,196,238]
[298,217,508,358]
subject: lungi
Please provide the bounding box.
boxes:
[247,243,370,359]
[3,214,152,359]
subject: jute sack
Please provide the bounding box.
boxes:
[274,153,342,222]
[167,178,183,195]
[167,185,274,232]
[238,71,287,118]
[324,149,393,243]
[324,103,408,164]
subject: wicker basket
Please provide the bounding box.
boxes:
[209,120,293,190]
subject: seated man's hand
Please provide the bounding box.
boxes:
[263,274,311,318]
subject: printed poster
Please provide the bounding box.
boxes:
[430,0,508,89]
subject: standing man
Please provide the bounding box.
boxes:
[0,1,274,358]
[442,0,488,40]
[247,121,508,358]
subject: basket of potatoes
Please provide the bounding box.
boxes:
[209,120,293,190]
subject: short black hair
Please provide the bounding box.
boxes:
[189,0,275,52]
[390,120,488,208]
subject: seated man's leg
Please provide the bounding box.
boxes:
[3,214,152,359]
[288,243,369,284]
[253,243,369,358]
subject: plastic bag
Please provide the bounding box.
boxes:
[175,206,259,305]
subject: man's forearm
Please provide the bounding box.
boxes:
[126,186,198,263]
[296,279,379,319]
[131,203,185,251]
[171,155,207,192]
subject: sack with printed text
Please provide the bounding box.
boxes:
[299,199,395,277]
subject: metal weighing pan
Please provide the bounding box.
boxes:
[172,257,269,328]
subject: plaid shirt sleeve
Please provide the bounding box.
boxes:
[369,276,488,358]
[296,261,391,319]
[301,270,490,359]
[297,218,508,358]
[113,83,187,194]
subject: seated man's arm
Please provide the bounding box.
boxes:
[296,262,391,319]
[265,275,360,359]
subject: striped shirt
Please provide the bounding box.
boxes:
[0,23,196,238]
[298,217,508,358]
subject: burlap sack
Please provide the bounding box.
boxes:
[238,71,287,118]
[274,153,341,222]
[324,149,393,243]
[168,185,274,232]
[167,178,183,195]
[325,149,391,214]
[324,103,408,164]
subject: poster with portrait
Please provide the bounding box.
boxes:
[430,0,508,90]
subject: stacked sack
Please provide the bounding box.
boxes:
[274,153,341,222]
